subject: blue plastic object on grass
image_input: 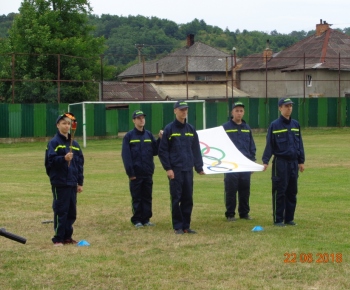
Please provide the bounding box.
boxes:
[77,240,90,246]
[252,226,264,232]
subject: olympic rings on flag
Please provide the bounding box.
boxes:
[200,141,238,172]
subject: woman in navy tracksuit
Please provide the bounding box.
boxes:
[45,112,84,246]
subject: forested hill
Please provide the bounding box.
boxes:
[2,12,350,68]
[0,13,16,39]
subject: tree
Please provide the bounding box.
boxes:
[342,27,350,36]
[0,0,108,103]
[0,13,16,38]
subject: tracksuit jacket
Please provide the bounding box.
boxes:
[222,119,256,161]
[121,128,159,178]
[158,119,203,173]
[262,115,305,164]
[45,131,84,186]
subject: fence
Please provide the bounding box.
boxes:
[2,53,350,103]
[0,98,349,140]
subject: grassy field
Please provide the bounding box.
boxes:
[0,128,349,289]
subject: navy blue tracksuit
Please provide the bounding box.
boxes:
[45,131,84,244]
[158,119,203,230]
[222,119,256,218]
[122,128,159,225]
[262,115,305,224]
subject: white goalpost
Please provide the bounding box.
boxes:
[68,100,206,148]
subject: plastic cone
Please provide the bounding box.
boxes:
[77,240,90,246]
[252,226,264,232]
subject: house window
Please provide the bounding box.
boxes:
[195,75,212,81]
[306,75,312,87]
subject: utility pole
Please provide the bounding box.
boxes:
[231,47,236,101]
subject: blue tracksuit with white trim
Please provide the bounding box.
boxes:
[158,119,203,230]
[122,128,159,225]
[222,119,256,218]
[45,131,84,244]
[262,115,305,224]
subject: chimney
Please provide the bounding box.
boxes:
[316,19,330,36]
[263,39,273,63]
[186,34,195,47]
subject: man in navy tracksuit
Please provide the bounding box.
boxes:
[222,101,256,221]
[45,112,84,246]
[158,100,204,235]
[262,98,305,226]
[122,110,159,228]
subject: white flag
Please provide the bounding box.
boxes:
[197,126,264,174]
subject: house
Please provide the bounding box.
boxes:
[113,34,249,101]
[102,82,163,101]
[235,20,350,99]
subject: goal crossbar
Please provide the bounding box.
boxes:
[68,100,206,148]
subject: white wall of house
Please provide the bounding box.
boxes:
[238,70,286,97]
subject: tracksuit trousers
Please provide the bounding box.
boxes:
[169,169,194,230]
[130,176,153,225]
[51,185,77,243]
[271,157,298,223]
[224,172,251,218]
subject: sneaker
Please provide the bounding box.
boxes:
[143,222,155,226]
[134,222,143,228]
[285,221,297,226]
[53,242,64,247]
[274,222,286,227]
[227,217,237,222]
[240,215,252,220]
[183,229,197,234]
[63,239,78,245]
[174,229,184,235]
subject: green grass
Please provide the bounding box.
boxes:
[0,128,349,289]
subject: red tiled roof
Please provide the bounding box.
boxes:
[238,29,350,72]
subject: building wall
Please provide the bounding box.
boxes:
[238,70,350,98]
[238,70,286,97]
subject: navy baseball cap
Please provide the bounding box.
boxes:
[232,101,245,109]
[174,100,189,109]
[56,112,76,124]
[132,110,146,119]
[278,98,294,107]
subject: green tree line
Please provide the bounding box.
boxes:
[1,1,350,103]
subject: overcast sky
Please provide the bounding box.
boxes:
[2,0,350,34]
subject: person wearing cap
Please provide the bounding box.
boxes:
[262,98,305,227]
[122,110,160,228]
[222,101,256,222]
[158,100,204,235]
[45,112,84,246]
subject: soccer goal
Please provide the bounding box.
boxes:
[68,100,206,148]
